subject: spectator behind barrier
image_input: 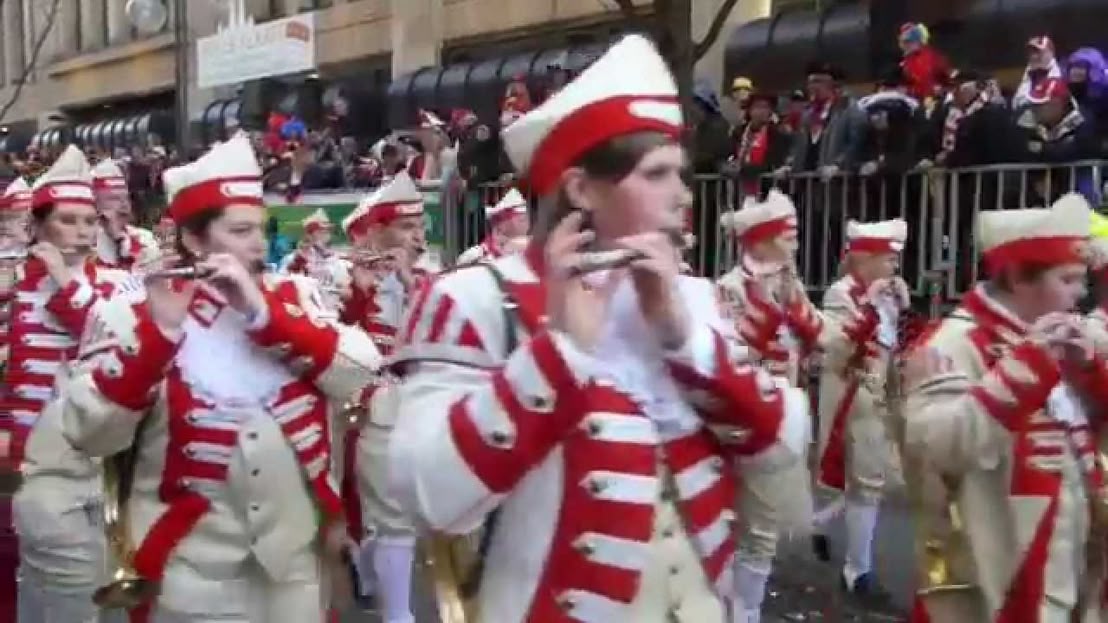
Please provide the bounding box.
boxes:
[780,61,868,180]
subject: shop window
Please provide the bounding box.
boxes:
[299,0,333,10]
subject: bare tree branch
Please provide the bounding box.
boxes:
[694,0,740,60]
[0,0,62,125]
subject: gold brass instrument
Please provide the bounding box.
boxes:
[94,451,158,608]
[423,531,484,623]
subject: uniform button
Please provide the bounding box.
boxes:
[247,432,258,441]
[251,468,260,477]
[250,503,260,512]
[251,537,258,545]
[669,565,680,576]
[661,527,675,539]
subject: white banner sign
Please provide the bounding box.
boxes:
[197,12,316,89]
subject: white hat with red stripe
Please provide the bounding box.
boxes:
[342,170,423,235]
[485,188,528,225]
[1027,35,1054,52]
[163,135,263,224]
[845,218,908,254]
[91,158,129,196]
[979,192,1090,275]
[31,144,94,209]
[419,109,445,129]
[501,35,683,197]
[0,177,31,212]
[719,189,797,246]
[302,208,332,233]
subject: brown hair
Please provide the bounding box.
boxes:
[174,207,226,262]
[532,131,675,243]
[992,262,1052,292]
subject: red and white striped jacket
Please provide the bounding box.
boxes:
[60,275,381,609]
[0,257,135,468]
[388,246,810,622]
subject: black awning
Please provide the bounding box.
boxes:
[201,98,237,145]
[725,3,875,91]
[437,62,474,112]
[410,67,444,118]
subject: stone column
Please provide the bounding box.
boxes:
[0,0,21,86]
[106,0,131,45]
[390,0,442,77]
[50,0,79,60]
[79,0,106,51]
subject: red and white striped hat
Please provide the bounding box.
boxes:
[342,171,423,235]
[845,219,908,254]
[163,135,263,224]
[979,193,1090,274]
[31,145,94,209]
[91,158,129,197]
[0,178,32,212]
[501,35,683,197]
[720,189,797,247]
[485,188,527,226]
[302,208,332,234]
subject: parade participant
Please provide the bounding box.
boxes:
[0,146,138,623]
[282,208,346,310]
[154,215,176,256]
[715,190,824,623]
[336,170,430,622]
[456,188,530,266]
[90,158,159,270]
[902,193,1106,621]
[812,218,909,603]
[0,177,32,370]
[57,135,382,623]
[388,34,811,623]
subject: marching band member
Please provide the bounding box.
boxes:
[902,193,1107,621]
[389,34,810,623]
[282,208,346,311]
[0,177,32,369]
[715,190,822,623]
[336,171,430,623]
[812,219,909,603]
[90,159,159,270]
[58,135,382,622]
[0,146,137,622]
[153,216,176,256]
[456,188,530,266]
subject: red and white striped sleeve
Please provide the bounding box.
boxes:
[388,268,598,534]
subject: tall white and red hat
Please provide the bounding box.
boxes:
[0,178,32,212]
[844,218,908,254]
[501,34,683,196]
[418,109,445,129]
[978,192,1090,275]
[302,207,332,234]
[163,135,264,224]
[30,144,94,210]
[485,189,527,227]
[90,158,129,198]
[341,170,423,236]
[719,189,798,247]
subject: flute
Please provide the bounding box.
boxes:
[143,266,214,281]
[568,231,695,276]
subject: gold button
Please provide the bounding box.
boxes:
[557,594,576,611]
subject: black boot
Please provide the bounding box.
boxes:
[841,571,892,608]
[811,534,831,562]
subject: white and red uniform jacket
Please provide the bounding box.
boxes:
[0,257,136,468]
[904,285,1108,620]
[282,246,347,311]
[59,274,380,617]
[388,248,810,622]
[0,245,25,369]
[95,225,160,270]
[456,236,506,266]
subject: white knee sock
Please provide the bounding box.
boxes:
[843,499,879,587]
[373,536,416,623]
[355,538,376,597]
[733,560,770,623]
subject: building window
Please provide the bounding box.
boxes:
[300,0,333,10]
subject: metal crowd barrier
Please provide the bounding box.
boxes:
[450,160,1108,300]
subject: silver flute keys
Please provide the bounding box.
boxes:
[143,266,213,280]
[568,231,695,276]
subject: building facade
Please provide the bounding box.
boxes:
[0,0,773,151]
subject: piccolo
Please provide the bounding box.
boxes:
[568,231,696,276]
[143,266,214,281]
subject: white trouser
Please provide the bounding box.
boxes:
[13,488,114,623]
[151,559,323,623]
